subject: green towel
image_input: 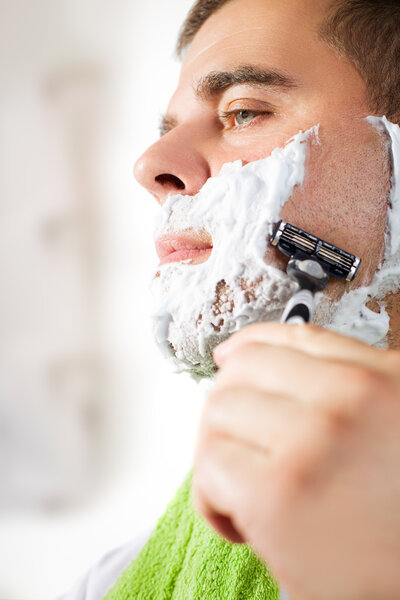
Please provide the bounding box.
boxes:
[104,470,279,600]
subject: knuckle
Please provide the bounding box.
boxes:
[232,484,251,522]
[319,405,352,437]
[206,387,228,407]
[195,428,217,466]
[206,385,240,409]
[213,363,235,387]
[237,498,261,538]
[352,366,394,405]
[215,342,264,385]
[337,364,379,400]
[204,386,243,428]
[285,322,322,342]
[267,456,308,521]
[232,340,263,359]
[232,476,267,535]
[238,341,264,362]
[331,364,397,423]
[276,440,315,494]
[277,460,305,496]
[271,416,333,500]
[202,390,226,427]
[301,322,323,336]
[225,323,264,348]
[283,323,306,343]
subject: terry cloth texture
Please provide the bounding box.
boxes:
[103,470,279,600]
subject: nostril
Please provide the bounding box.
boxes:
[155,173,185,190]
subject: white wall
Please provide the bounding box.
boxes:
[0,1,204,598]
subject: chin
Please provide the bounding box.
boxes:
[152,271,297,379]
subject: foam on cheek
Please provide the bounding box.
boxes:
[326,116,400,345]
[152,127,317,377]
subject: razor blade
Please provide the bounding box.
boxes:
[271,220,361,282]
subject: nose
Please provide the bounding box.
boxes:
[134,126,211,205]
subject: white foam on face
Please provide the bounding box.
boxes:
[151,128,317,376]
[325,117,400,346]
[151,117,400,375]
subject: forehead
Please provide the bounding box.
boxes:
[180,0,328,82]
[168,0,364,114]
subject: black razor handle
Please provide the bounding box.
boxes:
[281,288,315,324]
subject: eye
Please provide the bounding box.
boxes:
[219,108,272,130]
[234,109,257,125]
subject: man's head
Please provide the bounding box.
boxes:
[134,0,400,374]
[176,0,400,125]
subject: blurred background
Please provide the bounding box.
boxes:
[0,1,205,598]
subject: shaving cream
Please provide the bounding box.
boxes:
[151,128,317,377]
[151,117,400,375]
[325,117,400,346]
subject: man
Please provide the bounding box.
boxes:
[60,1,400,599]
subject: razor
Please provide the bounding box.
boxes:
[270,220,361,324]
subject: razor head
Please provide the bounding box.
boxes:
[271,220,361,282]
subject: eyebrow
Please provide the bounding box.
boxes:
[196,65,298,100]
[159,64,298,137]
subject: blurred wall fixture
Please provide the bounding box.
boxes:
[0,61,114,511]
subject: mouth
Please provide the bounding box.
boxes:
[155,231,213,266]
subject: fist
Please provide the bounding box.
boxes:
[193,323,400,600]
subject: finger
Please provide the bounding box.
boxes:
[214,322,393,373]
[213,341,380,413]
[203,386,305,453]
[193,435,271,546]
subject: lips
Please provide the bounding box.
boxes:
[155,231,213,266]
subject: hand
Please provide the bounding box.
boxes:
[193,323,400,600]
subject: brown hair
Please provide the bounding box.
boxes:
[176,0,400,124]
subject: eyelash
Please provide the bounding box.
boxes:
[219,109,273,130]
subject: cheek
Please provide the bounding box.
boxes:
[215,126,297,170]
[280,126,391,286]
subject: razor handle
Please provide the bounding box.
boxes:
[280,288,315,324]
[280,257,329,324]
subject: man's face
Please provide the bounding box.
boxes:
[134,0,392,372]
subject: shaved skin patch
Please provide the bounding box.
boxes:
[324,117,400,347]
